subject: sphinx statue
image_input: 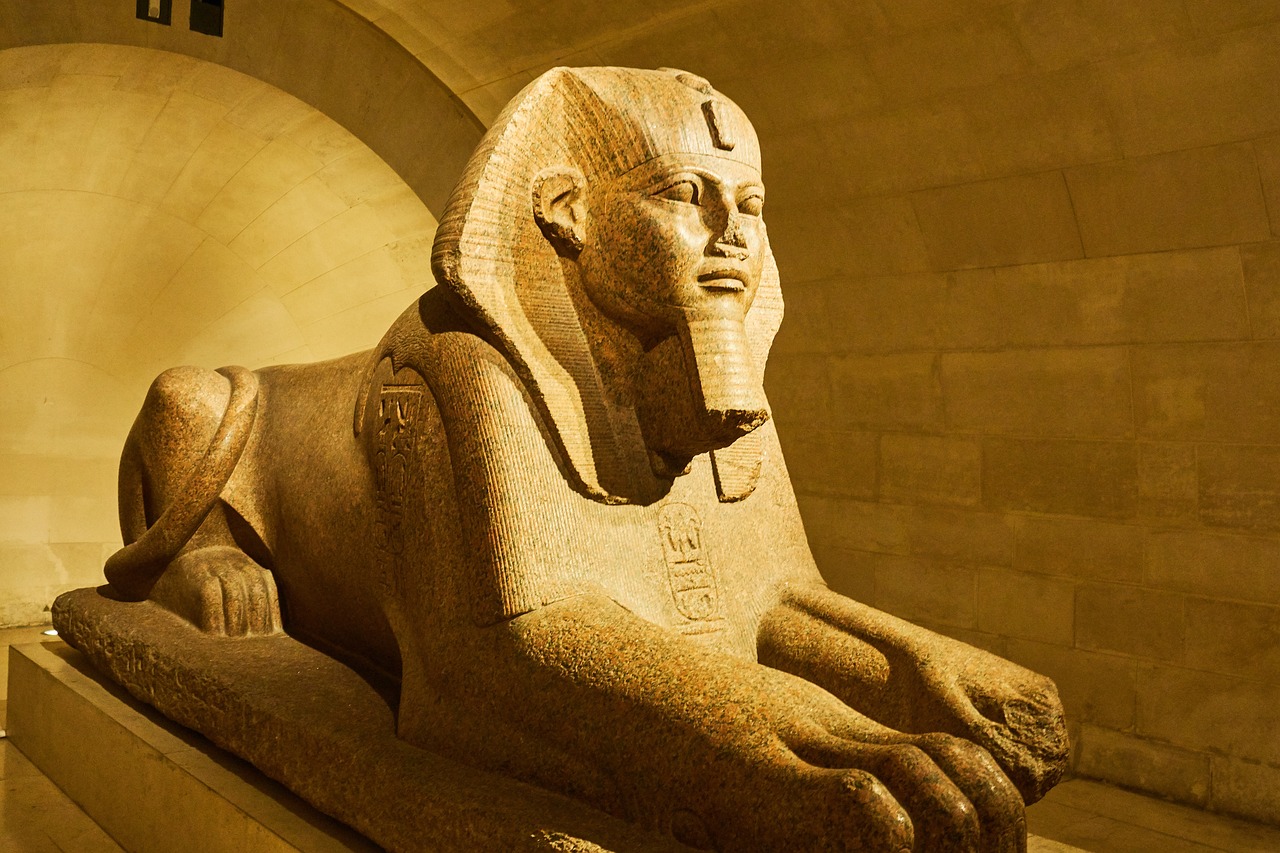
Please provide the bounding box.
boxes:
[54,67,1068,851]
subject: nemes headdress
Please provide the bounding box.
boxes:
[431,67,783,502]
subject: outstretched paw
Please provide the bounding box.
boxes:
[919,645,1070,804]
[150,545,282,637]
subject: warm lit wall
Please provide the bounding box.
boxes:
[0,43,437,626]
[751,2,1280,825]
[5,0,1280,828]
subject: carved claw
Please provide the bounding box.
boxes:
[925,660,1070,804]
[149,545,282,637]
[758,585,1070,805]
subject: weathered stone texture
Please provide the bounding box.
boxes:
[977,569,1075,646]
[1075,584,1185,662]
[982,438,1139,518]
[942,348,1132,438]
[1075,725,1211,807]
[1014,516,1144,584]
[879,433,982,507]
[912,171,1084,270]
[1066,143,1270,256]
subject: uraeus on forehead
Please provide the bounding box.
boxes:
[558,67,761,176]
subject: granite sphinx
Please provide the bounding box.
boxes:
[54,67,1069,852]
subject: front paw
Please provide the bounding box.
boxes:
[150,546,282,637]
[953,670,1070,804]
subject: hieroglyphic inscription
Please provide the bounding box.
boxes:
[373,383,423,593]
[657,502,721,622]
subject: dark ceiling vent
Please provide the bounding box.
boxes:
[190,0,224,37]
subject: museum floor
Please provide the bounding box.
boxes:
[2,624,1278,853]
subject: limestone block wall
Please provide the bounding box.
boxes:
[748,3,1280,826]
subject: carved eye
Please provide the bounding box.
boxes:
[655,180,700,205]
[738,193,764,217]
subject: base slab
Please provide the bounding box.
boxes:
[10,587,1088,852]
[36,586,687,852]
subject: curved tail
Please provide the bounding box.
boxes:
[105,366,260,600]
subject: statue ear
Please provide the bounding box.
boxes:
[532,166,586,258]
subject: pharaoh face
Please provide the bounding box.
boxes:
[576,152,767,346]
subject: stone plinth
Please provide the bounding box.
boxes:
[23,588,685,853]
[6,629,1084,853]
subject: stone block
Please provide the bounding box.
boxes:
[804,500,1015,571]
[1014,516,1143,583]
[1138,442,1199,522]
[835,195,932,277]
[810,543,877,603]
[1075,583,1185,661]
[193,136,327,245]
[117,92,233,208]
[1004,639,1136,730]
[1075,725,1210,807]
[779,428,878,499]
[824,272,948,354]
[280,249,407,327]
[1013,0,1192,71]
[763,354,830,428]
[796,496,910,555]
[1066,143,1270,256]
[1211,756,1280,826]
[769,282,830,355]
[872,0,1009,32]
[1184,598,1280,681]
[228,176,352,269]
[872,553,977,629]
[1097,23,1280,156]
[908,618,1008,658]
[1145,528,1280,605]
[8,638,679,853]
[741,49,881,131]
[901,504,1015,567]
[7,643,379,853]
[1197,444,1280,532]
[1184,0,1280,35]
[1137,664,1280,765]
[879,433,981,507]
[259,203,394,294]
[941,248,1248,350]
[765,202,861,284]
[942,347,1132,438]
[1241,240,1280,338]
[957,66,1119,176]
[1132,341,1280,443]
[866,12,1029,104]
[829,103,986,195]
[760,196,932,282]
[1257,135,1280,238]
[983,437,1138,518]
[912,171,1084,270]
[828,352,942,431]
[977,568,1076,645]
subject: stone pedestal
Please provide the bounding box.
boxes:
[5,637,1085,850]
[9,594,1087,852]
[13,588,685,852]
